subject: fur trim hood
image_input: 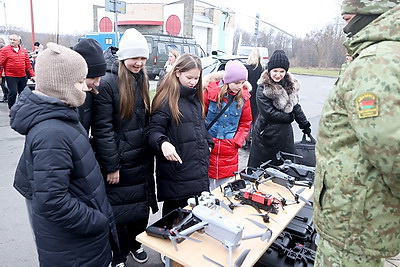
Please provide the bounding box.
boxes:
[258,70,300,113]
[203,71,252,92]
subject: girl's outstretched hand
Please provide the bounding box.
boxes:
[161,141,183,164]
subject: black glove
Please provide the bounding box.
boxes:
[302,127,311,135]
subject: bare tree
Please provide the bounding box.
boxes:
[233,20,347,69]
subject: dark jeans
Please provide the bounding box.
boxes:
[6,76,27,109]
[1,76,8,100]
[111,218,148,265]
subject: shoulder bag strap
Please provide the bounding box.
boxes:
[206,95,236,131]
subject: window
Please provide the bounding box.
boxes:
[105,38,113,45]
[158,43,167,54]
[167,44,181,53]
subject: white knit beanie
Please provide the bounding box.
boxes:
[117,28,149,61]
[35,42,88,107]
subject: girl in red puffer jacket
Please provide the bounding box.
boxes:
[203,60,252,190]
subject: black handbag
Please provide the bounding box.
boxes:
[294,133,316,167]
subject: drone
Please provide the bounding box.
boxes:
[147,204,271,267]
[238,161,312,205]
[275,151,315,184]
[235,188,286,214]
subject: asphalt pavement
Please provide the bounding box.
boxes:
[1,76,399,267]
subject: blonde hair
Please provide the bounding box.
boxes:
[118,62,150,119]
[217,83,244,109]
[246,47,261,69]
[169,49,180,60]
[152,53,204,124]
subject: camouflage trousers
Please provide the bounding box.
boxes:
[315,236,385,267]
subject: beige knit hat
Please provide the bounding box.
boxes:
[35,42,88,107]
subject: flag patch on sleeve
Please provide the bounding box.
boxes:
[356,92,378,119]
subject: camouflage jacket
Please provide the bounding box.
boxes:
[314,5,400,258]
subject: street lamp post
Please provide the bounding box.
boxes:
[30,0,35,50]
[0,0,8,37]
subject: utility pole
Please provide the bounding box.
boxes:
[254,13,259,47]
[30,0,35,50]
[0,0,8,37]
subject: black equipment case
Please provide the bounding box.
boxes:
[254,203,318,267]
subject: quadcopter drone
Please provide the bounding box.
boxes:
[235,188,286,214]
[275,151,315,184]
[147,204,272,267]
[239,161,312,205]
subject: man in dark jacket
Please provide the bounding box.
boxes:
[10,42,116,267]
[0,34,35,109]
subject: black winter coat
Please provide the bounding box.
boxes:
[245,63,263,120]
[148,85,213,201]
[91,47,158,224]
[77,92,93,134]
[11,88,115,267]
[248,72,309,167]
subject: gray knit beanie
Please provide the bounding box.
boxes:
[35,42,88,107]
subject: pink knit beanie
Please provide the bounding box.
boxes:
[223,60,248,84]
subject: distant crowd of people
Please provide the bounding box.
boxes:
[4,0,400,266]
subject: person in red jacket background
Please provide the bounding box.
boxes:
[0,34,35,109]
[203,60,252,190]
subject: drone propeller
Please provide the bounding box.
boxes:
[246,217,268,229]
[169,231,202,251]
[242,227,272,242]
[276,151,303,162]
[234,249,251,267]
[295,180,313,188]
[203,255,224,267]
[283,187,311,205]
[203,248,251,267]
[225,196,244,210]
[261,228,273,241]
[250,213,279,224]
[216,199,234,214]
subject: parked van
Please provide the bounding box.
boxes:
[144,34,206,80]
[81,32,206,80]
[238,46,269,67]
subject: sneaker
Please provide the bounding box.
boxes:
[130,247,148,263]
[113,263,125,267]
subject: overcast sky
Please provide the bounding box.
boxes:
[1,0,343,37]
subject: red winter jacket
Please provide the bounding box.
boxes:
[203,71,252,179]
[0,45,35,78]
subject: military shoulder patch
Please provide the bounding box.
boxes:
[356,92,379,119]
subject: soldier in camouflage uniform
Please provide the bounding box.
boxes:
[313,0,400,266]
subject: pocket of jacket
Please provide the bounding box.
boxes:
[314,170,327,211]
